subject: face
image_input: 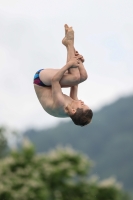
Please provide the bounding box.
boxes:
[76,100,89,110]
[67,100,89,115]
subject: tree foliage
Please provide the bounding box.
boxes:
[0,126,9,158]
[0,139,129,200]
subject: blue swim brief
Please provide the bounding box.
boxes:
[33,69,50,87]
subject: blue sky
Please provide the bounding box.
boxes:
[0,0,133,131]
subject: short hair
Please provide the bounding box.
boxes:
[69,108,93,126]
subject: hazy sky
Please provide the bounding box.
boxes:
[0,0,133,131]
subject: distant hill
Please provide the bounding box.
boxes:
[23,94,133,192]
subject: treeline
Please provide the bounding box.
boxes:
[0,126,9,158]
[0,127,131,200]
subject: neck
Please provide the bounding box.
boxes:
[65,96,74,106]
[64,95,78,115]
[63,95,73,114]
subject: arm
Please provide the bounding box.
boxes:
[51,57,80,105]
[51,62,73,106]
[78,60,88,83]
[52,63,72,82]
[74,52,88,83]
[70,85,78,100]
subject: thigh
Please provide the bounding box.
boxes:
[39,68,79,87]
[39,69,59,86]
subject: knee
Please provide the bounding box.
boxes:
[80,74,88,83]
[73,74,81,84]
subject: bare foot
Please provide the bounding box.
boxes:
[62,24,74,47]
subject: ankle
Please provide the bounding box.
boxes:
[67,42,74,48]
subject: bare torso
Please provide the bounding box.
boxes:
[34,84,69,118]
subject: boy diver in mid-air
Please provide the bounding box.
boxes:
[33,24,93,126]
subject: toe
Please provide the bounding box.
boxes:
[64,24,69,27]
[64,24,69,35]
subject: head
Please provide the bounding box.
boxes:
[65,100,93,126]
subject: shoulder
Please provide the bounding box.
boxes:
[52,95,65,109]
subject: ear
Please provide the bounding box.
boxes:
[65,106,69,112]
[72,109,76,114]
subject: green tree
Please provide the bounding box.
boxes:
[0,139,130,200]
[0,126,9,158]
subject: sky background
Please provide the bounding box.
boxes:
[0,0,133,132]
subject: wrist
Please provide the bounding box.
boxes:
[66,62,72,68]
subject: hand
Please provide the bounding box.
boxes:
[75,51,85,63]
[68,56,80,68]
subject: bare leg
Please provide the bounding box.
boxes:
[39,25,87,87]
[39,67,80,88]
[62,24,87,82]
[39,25,80,87]
[62,24,80,78]
[39,58,87,87]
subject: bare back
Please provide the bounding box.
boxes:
[34,84,69,118]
